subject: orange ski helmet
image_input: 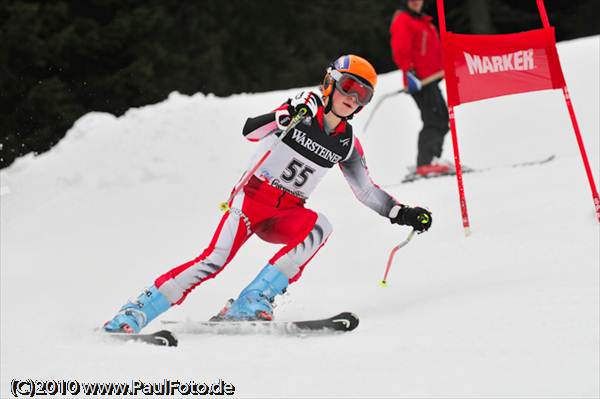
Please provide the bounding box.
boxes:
[321,54,377,117]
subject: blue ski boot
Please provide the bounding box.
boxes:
[104,285,170,333]
[221,264,289,321]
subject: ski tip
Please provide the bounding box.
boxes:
[153,330,179,347]
[331,312,360,331]
[379,280,388,287]
[104,329,178,347]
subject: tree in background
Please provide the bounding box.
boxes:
[467,0,495,34]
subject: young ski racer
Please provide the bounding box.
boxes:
[104,54,433,334]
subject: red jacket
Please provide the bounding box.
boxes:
[390,10,443,83]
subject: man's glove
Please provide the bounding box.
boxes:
[389,204,432,232]
[405,71,423,94]
[289,91,320,118]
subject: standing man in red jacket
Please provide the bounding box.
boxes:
[390,0,450,177]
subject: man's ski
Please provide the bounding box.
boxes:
[396,154,556,185]
[161,312,359,335]
[106,329,178,347]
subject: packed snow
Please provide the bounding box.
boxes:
[1,36,598,398]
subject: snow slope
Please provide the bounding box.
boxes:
[1,36,599,398]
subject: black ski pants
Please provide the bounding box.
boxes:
[411,81,449,166]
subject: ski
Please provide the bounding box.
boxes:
[160,312,359,335]
[105,329,178,347]
[395,154,556,185]
[400,166,474,184]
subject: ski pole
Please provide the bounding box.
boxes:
[379,229,416,287]
[362,91,401,133]
[219,107,308,212]
[363,70,445,134]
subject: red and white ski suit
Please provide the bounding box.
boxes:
[154,95,401,305]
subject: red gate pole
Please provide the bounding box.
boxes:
[561,86,600,222]
[535,0,551,28]
[449,107,472,235]
[536,0,600,222]
[437,0,472,236]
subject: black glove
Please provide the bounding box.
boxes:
[389,205,432,232]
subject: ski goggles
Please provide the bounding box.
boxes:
[330,69,374,106]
